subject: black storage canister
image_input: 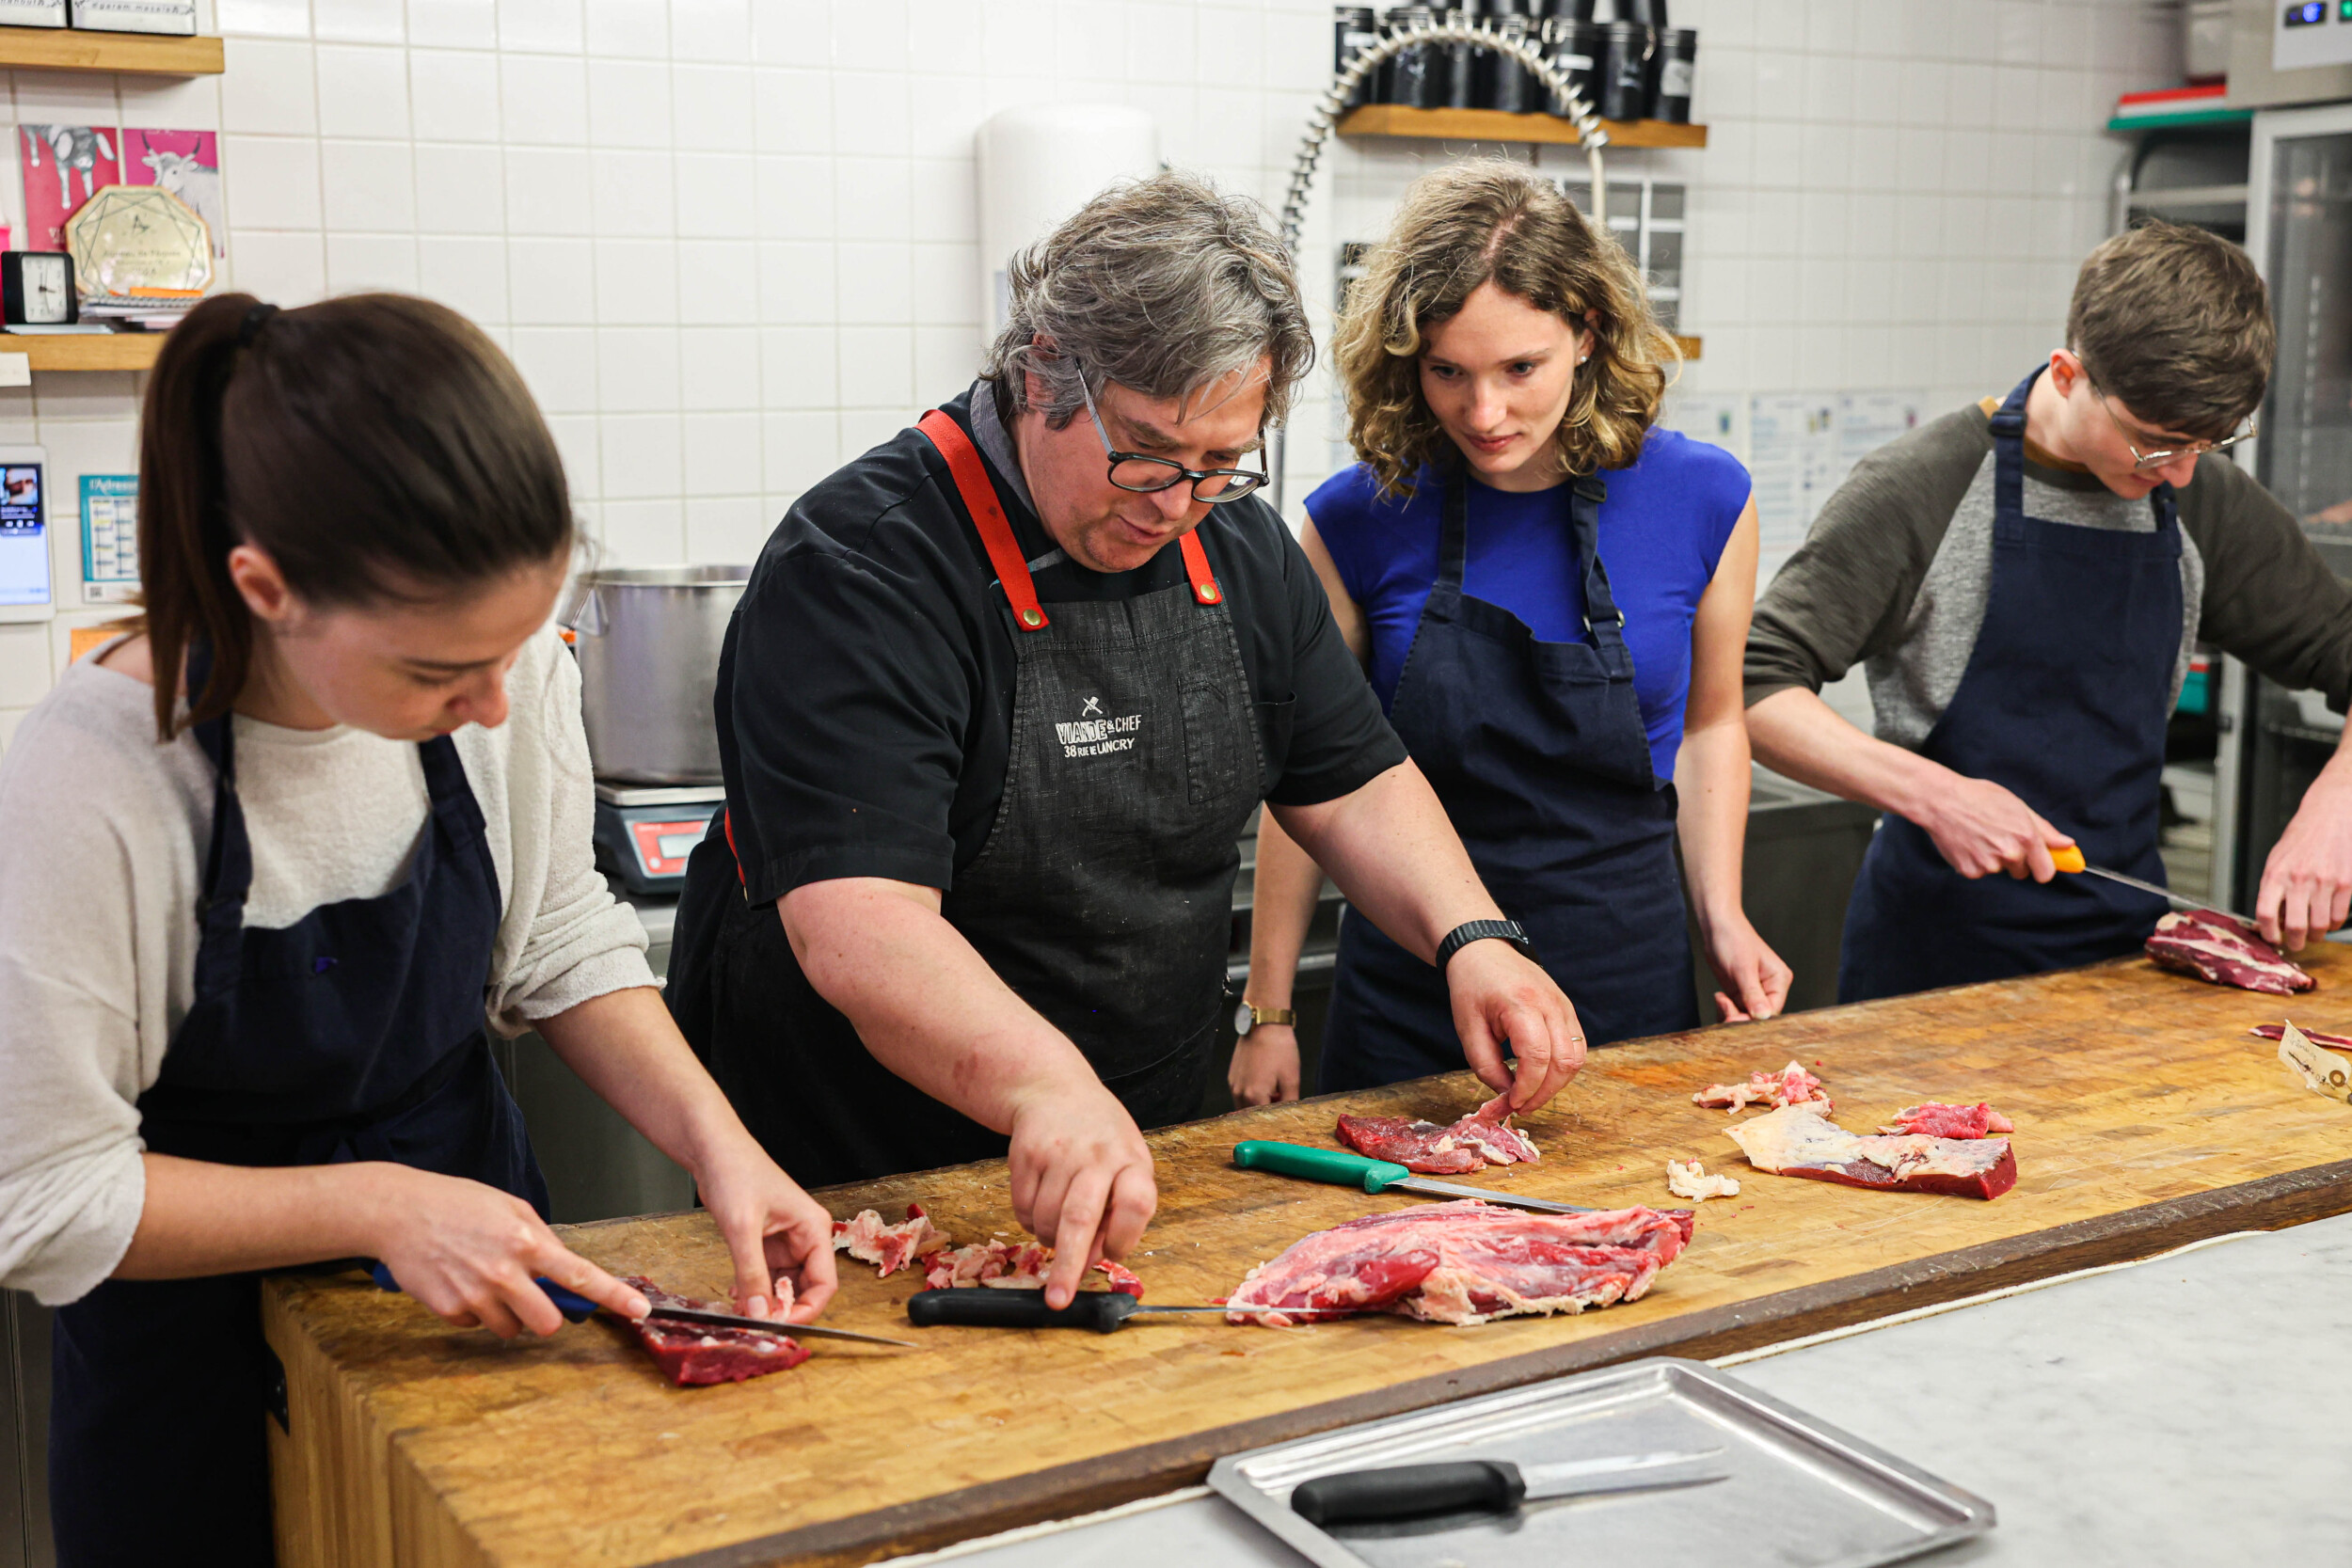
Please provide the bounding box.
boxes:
[1444,7,1478,108]
[1651,24,1697,121]
[1544,0,1595,18]
[1334,6,1379,108]
[1598,18,1652,121]
[1480,9,1535,111]
[1381,6,1442,107]
[1546,17,1606,117]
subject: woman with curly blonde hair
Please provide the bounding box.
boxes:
[1232,160,1788,1104]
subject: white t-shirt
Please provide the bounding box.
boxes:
[0,626,657,1305]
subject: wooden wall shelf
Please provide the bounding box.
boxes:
[0,24,223,75]
[1338,105,1708,149]
[0,332,165,372]
[1674,335,1701,360]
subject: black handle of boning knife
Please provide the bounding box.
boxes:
[1291,1461,1527,1526]
[904,1288,1138,1333]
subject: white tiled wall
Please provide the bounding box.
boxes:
[0,0,2179,746]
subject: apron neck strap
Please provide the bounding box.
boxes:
[1990,365,2181,536]
[918,409,1050,631]
[1441,467,1626,643]
[916,407,1226,619]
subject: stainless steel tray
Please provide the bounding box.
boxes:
[1207,1357,1994,1568]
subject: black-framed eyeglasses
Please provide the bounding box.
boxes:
[2090,382,2256,471]
[1076,371,1268,504]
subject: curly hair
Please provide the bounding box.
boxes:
[1334,159,1678,497]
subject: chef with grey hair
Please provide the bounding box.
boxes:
[669,171,1586,1307]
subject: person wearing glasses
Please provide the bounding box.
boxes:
[1746,220,2352,1001]
[666,173,1584,1309]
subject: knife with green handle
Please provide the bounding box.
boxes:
[1232,1141,1598,1215]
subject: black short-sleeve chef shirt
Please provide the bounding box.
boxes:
[716,383,1406,905]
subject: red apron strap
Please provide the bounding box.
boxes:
[916,409,1049,632]
[723,808,746,887]
[1179,530,1223,606]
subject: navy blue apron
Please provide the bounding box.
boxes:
[1319,466,1698,1093]
[1837,367,2181,1003]
[48,656,545,1566]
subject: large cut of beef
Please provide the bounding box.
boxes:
[1878,1101,2014,1139]
[618,1275,809,1386]
[1692,1059,1831,1115]
[2144,910,2313,994]
[1222,1200,1692,1328]
[1724,1102,2016,1200]
[920,1238,1144,1296]
[832,1203,949,1277]
[1334,1095,1540,1174]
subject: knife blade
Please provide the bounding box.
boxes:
[1290,1449,1730,1526]
[370,1263,917,1348]
[906,1288,1234,1333]
[1231,1140,1599,1214]
[2051,845,2254,925]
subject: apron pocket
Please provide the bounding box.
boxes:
[1181,676,1248,806]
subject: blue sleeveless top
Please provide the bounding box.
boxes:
[1307,428,1751,781]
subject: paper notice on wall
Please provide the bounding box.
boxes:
[1748,393,1838,569]
[1660,393,1743,459]
[1831,390,1927,491]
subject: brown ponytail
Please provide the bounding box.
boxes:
[136,292,574,740]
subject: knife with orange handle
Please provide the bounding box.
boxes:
[2048,844,2254,925]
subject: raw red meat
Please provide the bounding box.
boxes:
[1223,1200,1692,1328]
[1878,1101,2014,1138]
[832,1202,948,1277]
[920,1238,1144,1298]
[2145,911,2313,994]
[2250,1022,2352,1049]
[1692,1059,1831,1115]
[617,1275,808,1386]
[1334,1096,1540,1174]
[1724,1102,2016,1200]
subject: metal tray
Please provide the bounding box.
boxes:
[1207,1356,1994,1568]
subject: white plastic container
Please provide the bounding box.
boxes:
[976,104,1160,350]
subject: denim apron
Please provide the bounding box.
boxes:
[1320,466,1697,1092]
[1837,367,2181,1001]
[684,410,1263,1185]
[49,653,543,1564]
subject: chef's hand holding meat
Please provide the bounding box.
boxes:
[1005,1077,1157,1309]
[1443,935,1586,1111]
[2254,777,2352,950]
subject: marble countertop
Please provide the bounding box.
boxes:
[907,1210,2352,1567]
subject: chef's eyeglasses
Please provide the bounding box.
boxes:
[2090,383,2256,471]
[1076,372,1268,504]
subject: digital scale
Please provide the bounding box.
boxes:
[593,783,724,895]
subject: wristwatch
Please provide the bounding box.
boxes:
[1234,1001,1297,1036]
[1436,918,1534,970]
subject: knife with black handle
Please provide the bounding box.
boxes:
[1289,1450,1728,1526]
[905,1288,1232,1333]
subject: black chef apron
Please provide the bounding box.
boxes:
[48,651,545,1566]
[678,410,1263,1187]
[1837,367,2181,1001]
[1319,465,1697,1093]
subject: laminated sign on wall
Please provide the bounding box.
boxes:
[80,475,136,604]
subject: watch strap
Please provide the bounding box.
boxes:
[1436,919,1532,969]
[1245,1004,1297,1028]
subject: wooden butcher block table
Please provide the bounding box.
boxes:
[264,951,2352,1568]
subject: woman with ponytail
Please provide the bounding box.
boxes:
[0,293,838,1563]
[1233,162,1789,1105]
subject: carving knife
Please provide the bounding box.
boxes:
[1231,1140,1600,1214]
[2051,846,2253,925]
[370,1262,918,1347]
[906,1287,1237,1332]
[1290,1449,1731,1526]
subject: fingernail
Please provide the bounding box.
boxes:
[746,1295,767,1319]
